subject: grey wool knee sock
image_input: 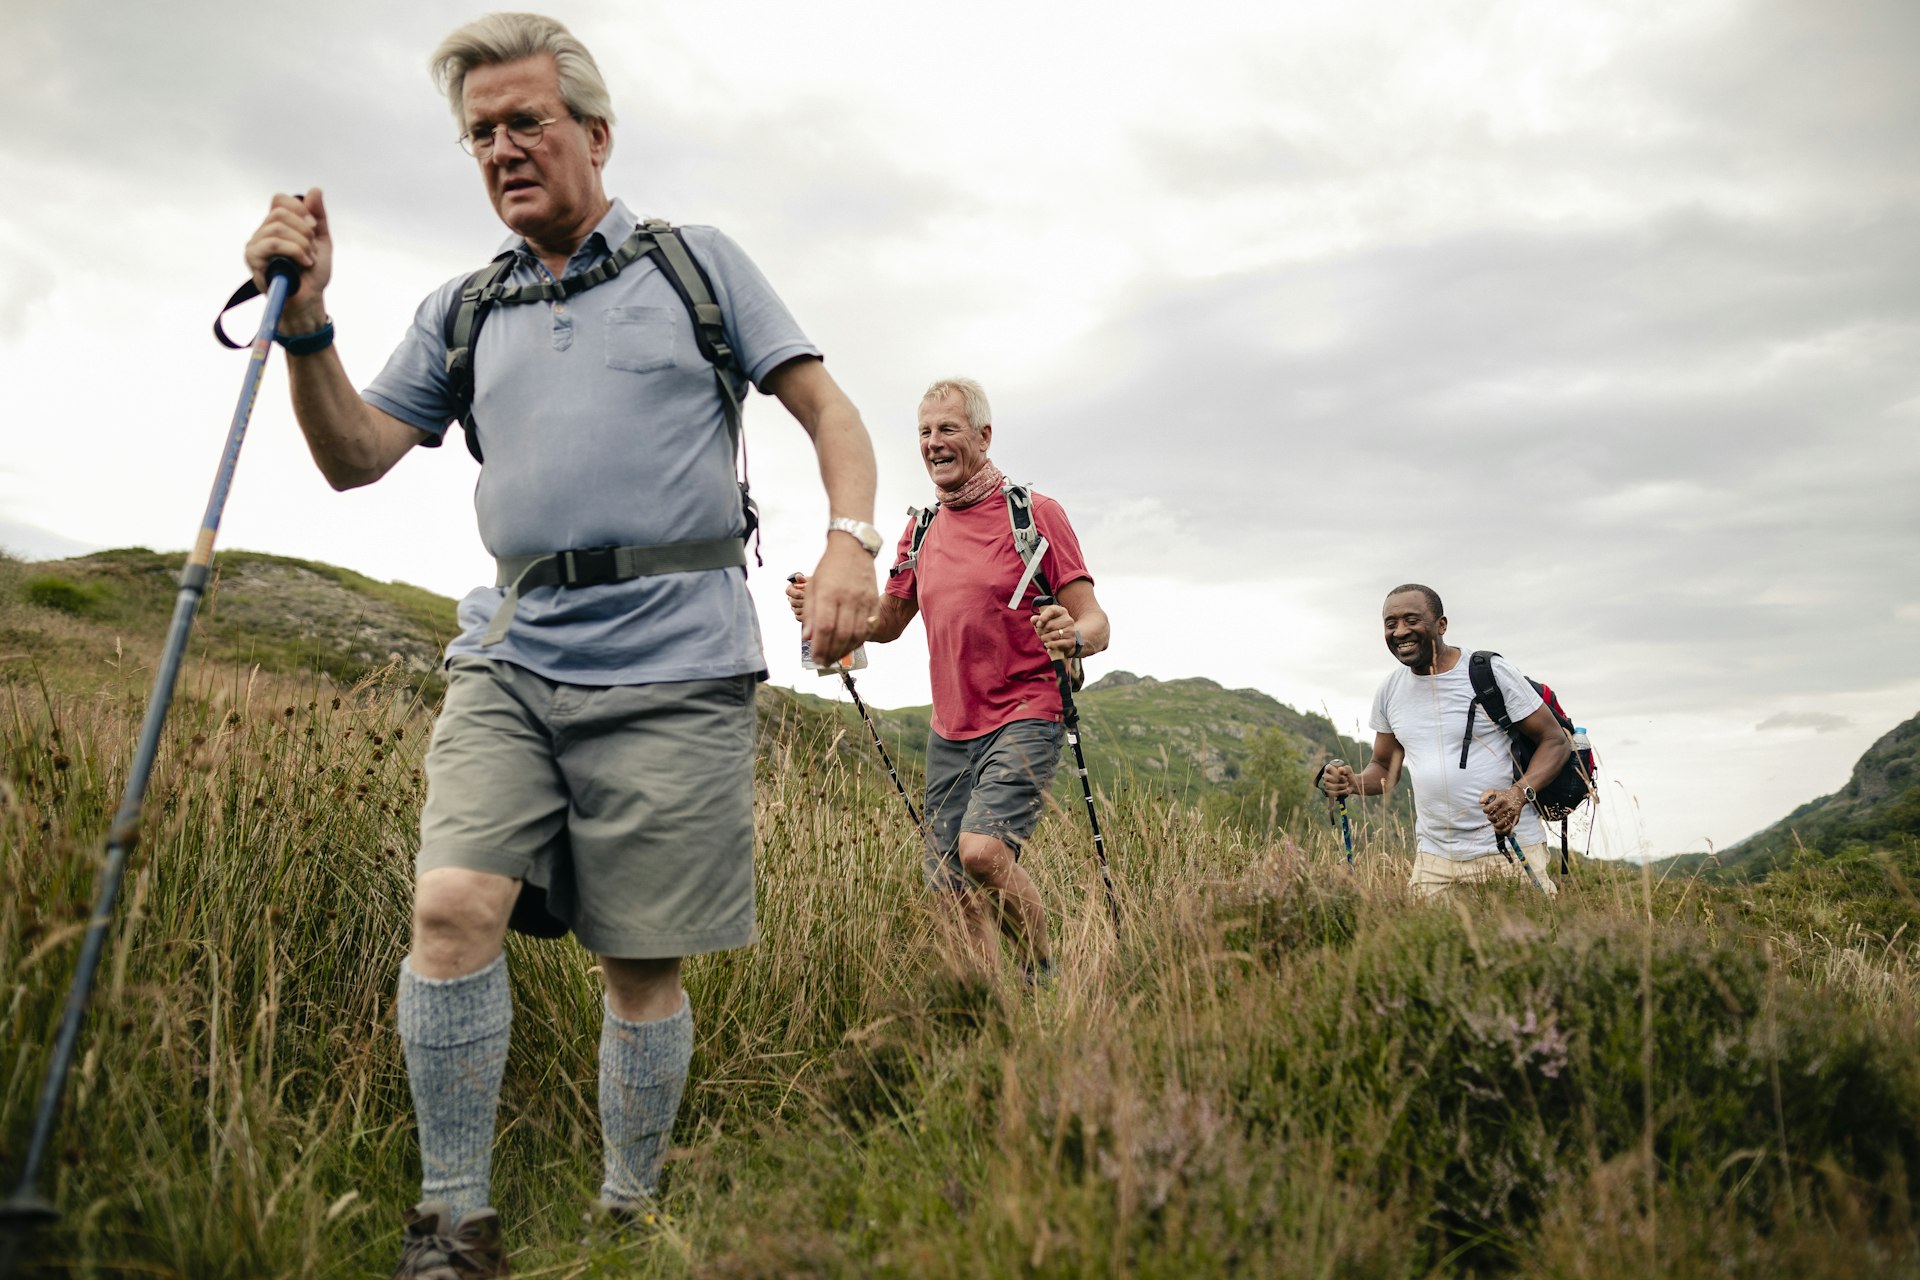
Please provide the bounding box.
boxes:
[396,952,512,1221]
[598,995,694,1209]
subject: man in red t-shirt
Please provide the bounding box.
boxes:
[787,377,1111,977]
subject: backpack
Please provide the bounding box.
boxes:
[442,217,759,554]
[891,481,1085,691]
[1458,650,1598,871]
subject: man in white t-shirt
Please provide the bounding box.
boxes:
[1318,584,1570,897]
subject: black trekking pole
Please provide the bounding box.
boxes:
[787,574,937,860]
[838,667,923,827]
[0,256,300,1262]
[1033,595,1120,932]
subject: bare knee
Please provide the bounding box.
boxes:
[958,833,1014,885]
[411,867,518,977]
[600,955,684,1022]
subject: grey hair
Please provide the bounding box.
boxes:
[430,13,616,152]
[921,377,992,432]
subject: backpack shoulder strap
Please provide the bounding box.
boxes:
[1458,649,1510,768]
[1467,650,1514,729]
[638,221,742,380]
[1003,482,1053,595]
[441,252,518,463]
[892,504,938,578]
[639,220,761,562]
[1004,482,1037,549]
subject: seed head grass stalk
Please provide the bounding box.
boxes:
[3,667,1917,1276]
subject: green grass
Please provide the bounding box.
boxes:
[4,654,1919,1277]
[4,548,458,702]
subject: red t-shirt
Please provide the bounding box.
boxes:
[885,490,1093,740]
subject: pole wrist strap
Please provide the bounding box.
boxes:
[275,318,334,356]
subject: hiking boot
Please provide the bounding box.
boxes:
[392,1200,508,1279]
[577,1198,671,1248]
[1022,957,1057,992]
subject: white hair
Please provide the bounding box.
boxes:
[921,377,992,431]
[430,13,616,155]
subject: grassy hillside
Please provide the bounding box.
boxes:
[5,550,1919,1275]
[1709,711,1920,879]
[2,548,458,701]
[789,669,1415,847]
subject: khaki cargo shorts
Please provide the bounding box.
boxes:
[1408,843,1558,899]
[418,656,759,958]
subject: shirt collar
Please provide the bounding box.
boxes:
[493,197,640,271]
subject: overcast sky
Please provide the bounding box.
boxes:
[3,0,1915,858]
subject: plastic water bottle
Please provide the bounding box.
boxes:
[1571,726,1591,753]
[789,569,868,675]
[801,636,868,676]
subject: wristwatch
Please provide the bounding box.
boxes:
[827,517,883,558]
[1518,783,1537,805]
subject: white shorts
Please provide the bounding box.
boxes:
[1408,844,1558,898]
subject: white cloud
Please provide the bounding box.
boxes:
[1,0,1914,856]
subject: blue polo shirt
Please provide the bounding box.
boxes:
[363,199,818,686]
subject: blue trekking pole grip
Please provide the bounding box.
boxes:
[1,254,299,1256]
[1322,758,1354,866]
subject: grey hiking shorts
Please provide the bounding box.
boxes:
[417,656,759,958]
[923,718,1065,892]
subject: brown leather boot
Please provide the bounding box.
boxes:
[390,1200,508,1278]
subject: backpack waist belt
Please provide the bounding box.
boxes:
[484,537,746,645]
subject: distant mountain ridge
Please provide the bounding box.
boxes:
[787,667,1380,822]
[3,548,1368,823]
[1708,709,1920,876]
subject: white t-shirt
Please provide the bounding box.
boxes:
[1369,649,1545,858]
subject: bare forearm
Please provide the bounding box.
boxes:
[811,399,877,524]
[1068,606,1110,657]
[866,593,916,642]
[1352,763,1396,796]
[1518,733,1570,796]
[286,350,414,490]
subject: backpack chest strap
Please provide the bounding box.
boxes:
[484,536,747,645]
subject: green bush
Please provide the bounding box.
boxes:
[22,574,108,616]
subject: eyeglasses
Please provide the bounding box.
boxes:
[458,113,577,157]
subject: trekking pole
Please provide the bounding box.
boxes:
[1499,833,1551,895]
[837,667,922,827]
[1316,758,1355,866]
[0,256,301,1256]
[787,574,938,861]
[1033,595,1120,932]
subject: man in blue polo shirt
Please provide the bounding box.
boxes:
[242,13,881,1275]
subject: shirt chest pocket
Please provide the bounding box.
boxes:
[603,306,678,374]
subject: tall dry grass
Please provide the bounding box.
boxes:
[2,668,1916,1277]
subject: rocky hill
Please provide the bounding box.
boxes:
[3,547,457,698]
[1709,709,1920,877]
